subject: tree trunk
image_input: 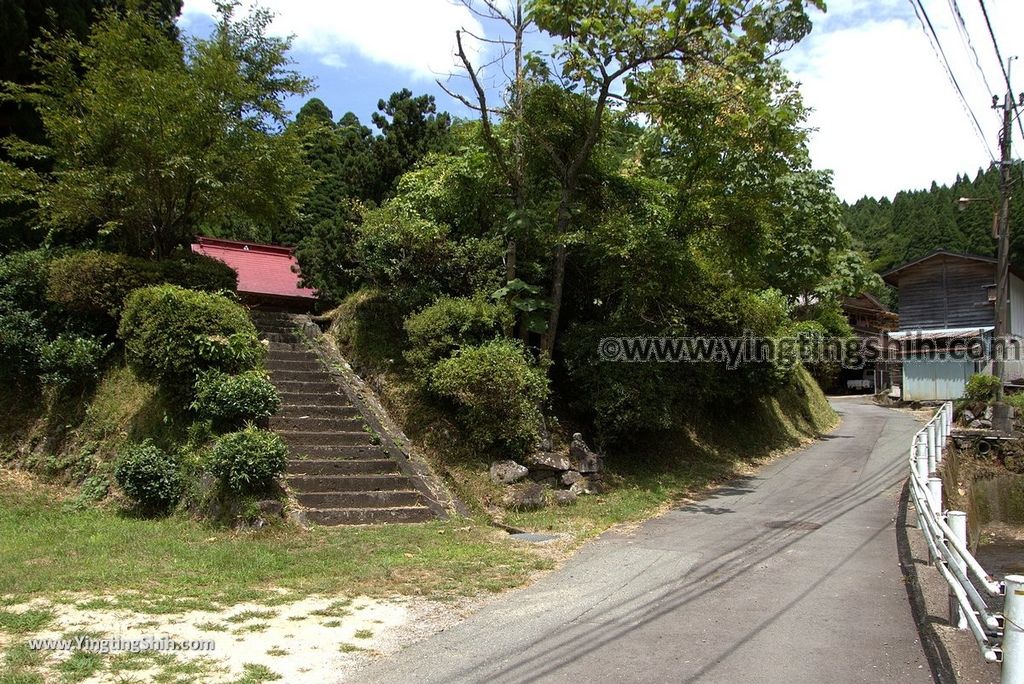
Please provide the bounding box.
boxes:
[504,239,517,337]
[541,242,567,357]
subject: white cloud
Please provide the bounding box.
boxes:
[784,0,1024,201]
[180,0,484,79]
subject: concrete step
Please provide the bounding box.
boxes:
[279,430,374,448]
[286,459,399,476]
[270,415,364,432]
[269,369,334,383]
[296,490,423,509]
[252,316,300,329]
[267,341,312,353]
[263,332,302,344]
[287,444,389,460]
[287,473,411,493]
[274,380,342,394]
[305,507,435,526]
[266,348,318,362]
[266,359,323,373]
[275,404,359,420]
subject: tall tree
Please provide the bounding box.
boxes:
[370,89,451,202]
[450,0,824,356]
[0,1,311,257]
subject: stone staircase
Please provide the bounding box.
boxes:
[252,310,438,525]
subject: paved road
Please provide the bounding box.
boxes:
[360,398,933,683]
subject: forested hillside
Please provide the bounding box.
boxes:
[843,163,1024,273]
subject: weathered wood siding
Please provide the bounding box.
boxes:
[1010,274,1024,337]
[897,256,994,329]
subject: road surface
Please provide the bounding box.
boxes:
[360,398,933,683]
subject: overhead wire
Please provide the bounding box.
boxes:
[947,0,997,96]
[976,0,1024,147]
[909,0,997,160]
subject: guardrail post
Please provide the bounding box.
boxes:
[947,511,968,630]
[916,437,930,482]
[927,423,938,474]
[927,477,944,565]
[1003,575,1024,684]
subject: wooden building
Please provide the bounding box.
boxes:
[191,237,317,310]
[881,250,1024,400]
[838,292,898,392]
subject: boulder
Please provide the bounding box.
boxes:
[525,451,572,472]
[984,406,994,421]
[506,483,547,510]
[569,480,591,496]
[569,433,603,473]
[553,490,577,506]
[528,472,560,487]
[490,460,529,485]
[962,409,976,424]
[256,499,284,518]
[561,470,584,487]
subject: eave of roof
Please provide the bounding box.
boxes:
[192,236,317,301]
[881,249,1024,284]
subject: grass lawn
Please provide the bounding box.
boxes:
[0,471,552,613]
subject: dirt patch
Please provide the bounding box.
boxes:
[0,593,489,683]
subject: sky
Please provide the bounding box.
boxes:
[178,0,1024,203]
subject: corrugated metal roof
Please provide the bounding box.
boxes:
[191,237,317,301]
[887,326,992,340]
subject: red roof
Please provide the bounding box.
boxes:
[191,237,316,301]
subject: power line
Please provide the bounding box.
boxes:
[947,0,996,96]
[976,0,1024,146]
[909,0,996,160]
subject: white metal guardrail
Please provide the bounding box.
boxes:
[909,402,1023,683]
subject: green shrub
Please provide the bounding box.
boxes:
[206,425,287,494]
[157,253,238,293]
[0,305,46,383]
[332,289,407,369]
[114,440,181,511]
[38,334,109,390]
[191,370,280,427]
[428,339,548,454]
[404,295,511,377]
[355,200,504,309]
[0,249,56,318]
[965,373,1000,403]
[1005,392,1024,413]
[118,285,263,394]
[47,250,237,321]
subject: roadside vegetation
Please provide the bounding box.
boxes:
[0,1,856,680]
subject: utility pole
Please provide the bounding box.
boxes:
[992,57,1017,431]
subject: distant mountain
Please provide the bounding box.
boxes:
[842,163,1024,273]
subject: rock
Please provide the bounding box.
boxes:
[528,472,560,487]
[507,483,547,510]
[287,509,309,528]
[561,470,584,487]
[962,409,976,423]
[569,433,603,473]
[553,490,577,506]
[1004,452,1024,474]
[256,499,284,518]
[969,419,985,429]
[490,460,529,485]
[979,419,993,429]
[525,451,572,472]
[569,480,590,496]
[984,406,994,420]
